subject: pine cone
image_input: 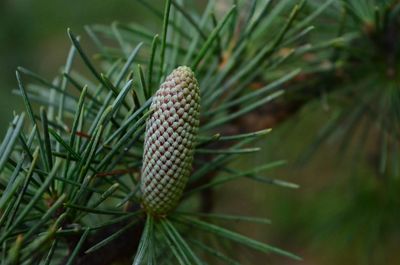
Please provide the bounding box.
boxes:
[141,66,200,216]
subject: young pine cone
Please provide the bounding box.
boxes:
[141,66,200,216]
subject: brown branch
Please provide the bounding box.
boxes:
[60,205,145,265]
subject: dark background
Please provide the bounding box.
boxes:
[0,0,162,134]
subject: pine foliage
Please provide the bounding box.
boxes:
[0,0,321,264]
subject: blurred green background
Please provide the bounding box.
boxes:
[0,0,163,135]
[1,1,398,264]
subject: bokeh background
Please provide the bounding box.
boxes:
[1,1,398,264]
[0,0,164,134]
